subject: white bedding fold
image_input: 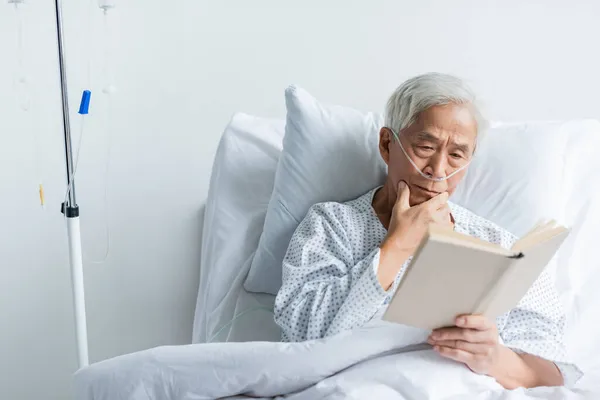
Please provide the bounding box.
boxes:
[74,320,593,400]
[74,321,424,399]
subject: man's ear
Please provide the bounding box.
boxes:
[379,127,392,166]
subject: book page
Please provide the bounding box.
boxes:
[485,228,570,318]
[383,237,512,330]
[383,221,570,330]
[512,221,568,253]
[428,225,513,256]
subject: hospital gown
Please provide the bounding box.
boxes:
[274,187,582,386]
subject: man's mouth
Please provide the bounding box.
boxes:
[413,184,441,196]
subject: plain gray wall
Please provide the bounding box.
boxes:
[1,0,599,399]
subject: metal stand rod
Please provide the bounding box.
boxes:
[54,0,76,205]
[54,0,90,369]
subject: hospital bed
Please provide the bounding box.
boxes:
[74,88,600,399]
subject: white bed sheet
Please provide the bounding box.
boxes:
[192,113,282,344]
[75,318,600,400]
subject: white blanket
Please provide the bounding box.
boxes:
[74,319,595,400]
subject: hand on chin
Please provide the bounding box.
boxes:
[409,191,436,206]
[409,183,443,206]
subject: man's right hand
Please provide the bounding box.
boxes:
[377,181,451,289]
[384,180,451,252]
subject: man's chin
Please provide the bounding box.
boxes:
[409,193,434,206]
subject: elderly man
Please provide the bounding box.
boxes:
[274,73,580,389]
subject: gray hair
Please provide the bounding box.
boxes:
[384,72,486,147]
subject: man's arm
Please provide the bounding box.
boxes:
[274,205,387,342]
[378,181,452,290]
[491,346,563,389]
[499,268,582,387]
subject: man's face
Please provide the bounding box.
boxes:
[379,104,478,206]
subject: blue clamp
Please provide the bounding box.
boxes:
[78,90,92,115]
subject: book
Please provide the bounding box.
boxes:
[382,220,570,330]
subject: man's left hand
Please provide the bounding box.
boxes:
[427,315,500,375]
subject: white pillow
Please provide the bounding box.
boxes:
[555,120,600,372]
[451,121,570,237]
[245,85,579,296]
[244,86,387,294]
[193,113,284,343]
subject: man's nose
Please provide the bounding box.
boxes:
[423,152,449,179]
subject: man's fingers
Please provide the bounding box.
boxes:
[433,204,451,223]
[396,181,411,210]
[429,327,492,344]
[456,315,494,331]
[433,346,474,364]
[428,339,491,355]
[437,203,450,213]
[424,191,449,211]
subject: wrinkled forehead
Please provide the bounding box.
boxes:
[405,104,478,150]
[408,130,475,152]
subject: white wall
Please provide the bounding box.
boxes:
[0,0,599,398]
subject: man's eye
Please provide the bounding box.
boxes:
[419,146,434,151]
[450,153,463,159]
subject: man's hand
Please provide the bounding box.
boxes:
[377,181,451,289]
[428,315,501,375]
[428,315,565,389]
[383,181,451,254]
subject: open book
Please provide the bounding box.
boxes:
[382,220,570,330]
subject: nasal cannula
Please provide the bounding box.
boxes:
[388,127,472,182]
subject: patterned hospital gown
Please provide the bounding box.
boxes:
[274,187,582,386]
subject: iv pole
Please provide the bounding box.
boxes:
[54,0,90,368]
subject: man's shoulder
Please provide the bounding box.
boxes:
[305,189,376,225]
[449,202,518,248]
